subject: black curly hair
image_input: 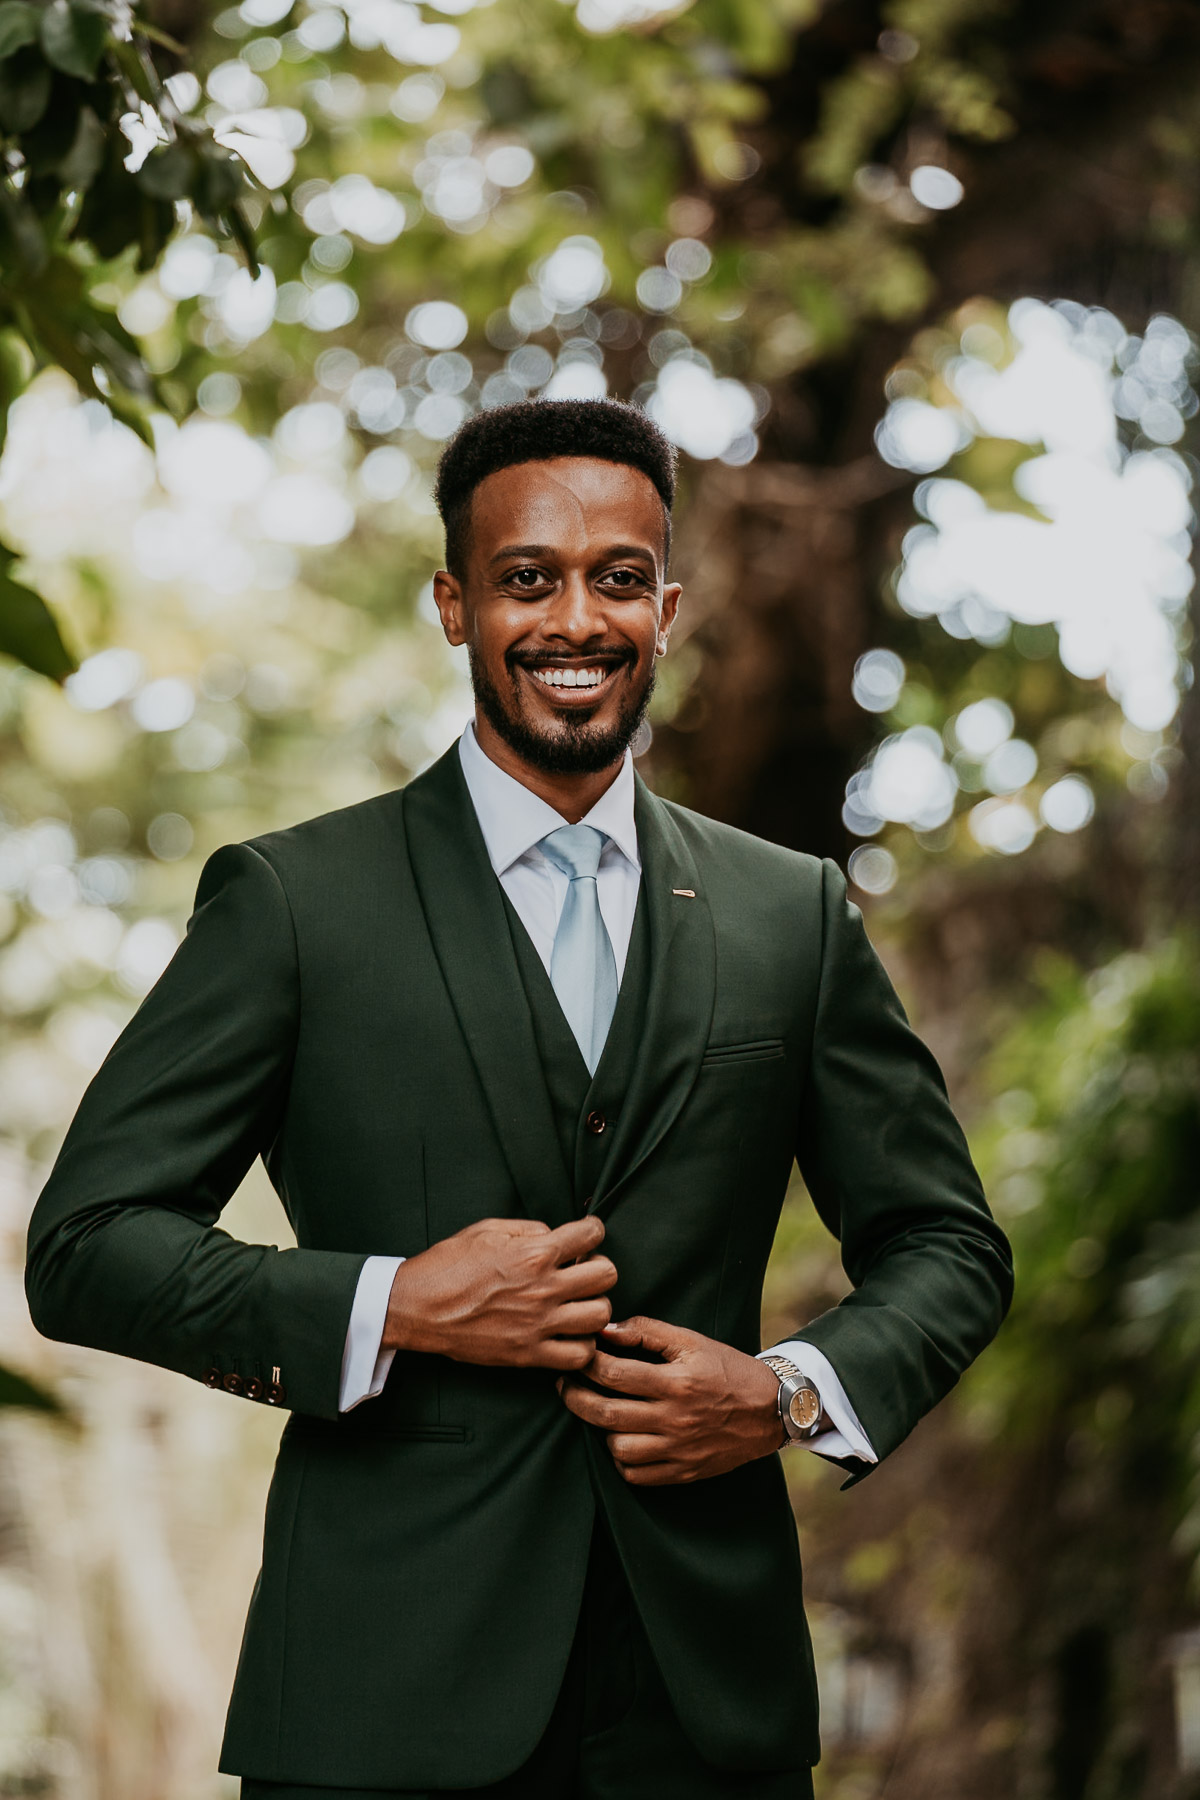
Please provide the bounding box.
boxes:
[434,397,677,578]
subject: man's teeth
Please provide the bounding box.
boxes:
[531,667,608,689]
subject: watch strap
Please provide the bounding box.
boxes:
[760,1355,823,1441]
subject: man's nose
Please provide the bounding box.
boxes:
[543,573,605,644]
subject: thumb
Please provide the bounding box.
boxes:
[602,1315,690,1361]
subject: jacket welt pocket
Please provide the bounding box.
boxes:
[701,1038,786,1067]
[287,1418,470,1446]
[373,1422,470,1443]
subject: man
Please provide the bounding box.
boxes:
[25,398,1012,1799]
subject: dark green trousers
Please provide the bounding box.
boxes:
[241,1518,814,1800]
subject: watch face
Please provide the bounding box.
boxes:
[788,1385,821,1432]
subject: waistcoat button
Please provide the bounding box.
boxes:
[586,1110,606,1135]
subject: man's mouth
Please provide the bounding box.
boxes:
[511,657,631,702]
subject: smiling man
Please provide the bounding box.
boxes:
[25,398,1012,1799]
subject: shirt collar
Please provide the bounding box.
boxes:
[457,721,640,877]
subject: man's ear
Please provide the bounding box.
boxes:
[432,570,466,646]
[656,582,683,655]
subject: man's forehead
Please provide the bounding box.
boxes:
[470,457,666,546]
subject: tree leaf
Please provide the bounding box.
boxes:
[74,132,144,259]
[192,145,244,218]
[0,1359,66,1414]
[224,200,260,275]
[57,101,105,189]
[0,544,76,681]
[0,46,50,130]
[0,0,38,57]
[136,140,196,202]
[0,330,28,456]
[0,179,47,274]
[40,0,108,79]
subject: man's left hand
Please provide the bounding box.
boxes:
[557,1315,785,1485]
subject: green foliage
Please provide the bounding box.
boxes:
[964,935,1200,1553]
[0,1356,64,1412]
[0,0,259,682]
[0,540,73,676]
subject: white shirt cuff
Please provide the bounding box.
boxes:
[339,1255,405,1412]
[758,1340,878,1465]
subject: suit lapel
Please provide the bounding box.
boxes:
[403,745,575,1228]
[593,777,716,1214]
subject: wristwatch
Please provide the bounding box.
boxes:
[760,1354,823,1444]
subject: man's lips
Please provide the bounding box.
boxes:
[510,658,631,702]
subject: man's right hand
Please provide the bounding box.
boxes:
[382,1216,617,1370]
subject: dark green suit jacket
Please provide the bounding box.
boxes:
[25,745,1012,1787]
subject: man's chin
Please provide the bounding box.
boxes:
[470,650,654,779]
[498,712,633,777]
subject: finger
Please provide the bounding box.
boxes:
[547,1298,612,1337]
[617,1460,685,1487]
[607,1432,672,1467]
[546,1216,606,1264]
[559,1382,657,1433]
[491,1218,552,1237]
[601,1315,693,1361]
[587,1348,674,1398]
[554,1256,618,1300]
[536,1338,596,1372]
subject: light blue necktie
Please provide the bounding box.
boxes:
[539,824,619,1075]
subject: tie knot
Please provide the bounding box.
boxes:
[540,823,607,882]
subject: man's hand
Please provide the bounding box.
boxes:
[383,1216,617,1370]
[558,1315,785,1485]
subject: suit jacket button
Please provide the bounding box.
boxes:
[203,1367,222,1388]
[586,1110,606,1135]
[266,1382,285,1406]
[222,1372,243,1396]
[246,1378,264,1401]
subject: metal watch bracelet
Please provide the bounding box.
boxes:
[760,1354,823,1443]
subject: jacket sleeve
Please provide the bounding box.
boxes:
[24,841,367,1421]
[789,858,1013,1479]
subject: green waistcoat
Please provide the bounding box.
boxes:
[500,882,652,1209]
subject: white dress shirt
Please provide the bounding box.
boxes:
[337,723,876,1468]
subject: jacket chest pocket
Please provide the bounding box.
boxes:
[701,1037,785,1069]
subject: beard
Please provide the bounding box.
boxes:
[468,645,655,776]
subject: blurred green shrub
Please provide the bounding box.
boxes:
[967,934,1200,1559]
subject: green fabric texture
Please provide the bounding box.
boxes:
[24,744,1013,1790]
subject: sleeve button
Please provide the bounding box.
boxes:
[203,1367,222,1389]
[222,1372,244,1396]
[246,1377,264,1401]
[266,1382,285,1406]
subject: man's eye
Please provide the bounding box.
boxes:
[604,568,646,587]
[508,567,547,587]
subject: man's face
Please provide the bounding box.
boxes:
[433,457,681,777]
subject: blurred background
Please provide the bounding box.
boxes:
[0,0,1198,1794]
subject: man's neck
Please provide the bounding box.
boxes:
[472,712,625,823]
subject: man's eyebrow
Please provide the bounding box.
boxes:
[487,542,658,565]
